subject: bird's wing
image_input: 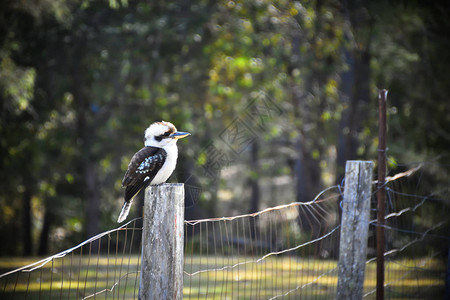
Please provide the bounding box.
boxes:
[122,146,167,202]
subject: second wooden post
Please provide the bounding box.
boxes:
[336,160,373,300]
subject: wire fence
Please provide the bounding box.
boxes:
[0,219,142,299]
[363,162,449,299]
[0,163,448,299]
[183,185,341,299]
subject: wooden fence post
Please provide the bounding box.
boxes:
[337,160,373,300]
[139,183,184,300]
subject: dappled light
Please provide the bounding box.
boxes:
[1,0,449,299]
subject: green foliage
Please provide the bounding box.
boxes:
[0,0,449,255]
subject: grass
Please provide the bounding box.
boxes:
[0,255,445,299]
[0,255,141,300]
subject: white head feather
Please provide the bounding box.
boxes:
[144,121,178,148]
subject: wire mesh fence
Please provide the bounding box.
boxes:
[0,219,142,299]
[363,162,449,299]
[0,163,448,299]
[183,186,341,299]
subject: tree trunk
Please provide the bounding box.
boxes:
[347,49,371,158]
[71,36,101,239]
[248,141,260,214]
[336,46,354,183]
[22,186,33,256]
[38,205,51,255]
[294,138,322,235]
[336,0,373,184]
[248,141,260,240]
[84,162,101,237]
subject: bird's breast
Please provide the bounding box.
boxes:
[149,144,178,184]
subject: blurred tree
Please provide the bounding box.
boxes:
[0,0,72,255]
[336,0,374,181]
[0,0,449,256]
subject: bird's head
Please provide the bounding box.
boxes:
[144,121,190,147]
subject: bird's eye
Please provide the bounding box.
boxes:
[155,136,163,142]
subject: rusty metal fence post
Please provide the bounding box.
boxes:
[377,89,388,300]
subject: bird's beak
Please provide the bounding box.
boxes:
[170,131,191,139]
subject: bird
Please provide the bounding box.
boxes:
[117,121,190,223]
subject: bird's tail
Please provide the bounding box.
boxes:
[117,200,133,223]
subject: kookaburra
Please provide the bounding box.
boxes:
[117,121,190,223]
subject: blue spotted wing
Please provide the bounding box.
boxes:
[122,146,167,202]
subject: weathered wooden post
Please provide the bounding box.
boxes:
[337,160,373,300]
[139,183,184,300]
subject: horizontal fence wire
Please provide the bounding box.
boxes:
[0,163,448,299]
[183,186,342,299]
[363,163,449,299]
[0,219,143,300]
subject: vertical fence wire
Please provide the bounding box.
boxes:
[0,165,448,299]
[364,163,449,299]
[0,218,142,300]
[183,185,342,299]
